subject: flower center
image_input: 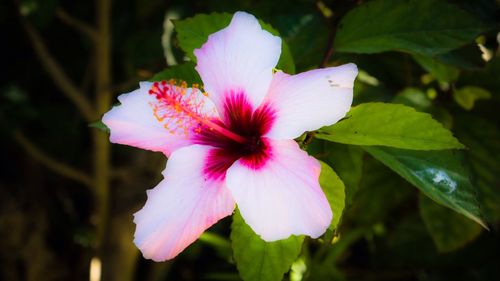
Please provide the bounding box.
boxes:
[149,81,276,178]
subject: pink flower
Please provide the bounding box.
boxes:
[103,11,357,261]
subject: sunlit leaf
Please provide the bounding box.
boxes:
[363,146,487,228]
[319,161,346,230]
[231,211,304,281]
[419,194,482,252]
[174,12,295,73]
[317,103,464,150]
[334,0,485,55]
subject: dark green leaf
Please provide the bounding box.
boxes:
[323,143,363,205]
[455,115,500,224]
[316,103,464,150]
[174,12,295,73]
[344,155,414,225]
[334,0,485,55]
[231,211,304,281]
[319,161,346,230]
[419,193,482,252]
[150,62,202,84]
[363,146,487,228]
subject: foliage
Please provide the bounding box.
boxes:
[3,0,500,280]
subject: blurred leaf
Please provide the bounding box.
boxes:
[323,143,363,205]
[20,0,58,27]
[363,146,487,228]
[460,58,500,97]
[419,193,482,252]
[174,12,295,73]
[453,86,491,110]
[316,103,464,150]
[319,161,346,230]
[88,121,110,133]
[413,54,460,82]
[435,44,485,70]
[392,87,432,111]
[231,210,304,281]
[199,232,232,259]
[455,115,500,223]
[281,14,328,70]
[150,62,202,84]
[334,0,485,56]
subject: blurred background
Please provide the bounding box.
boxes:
[1,0,499,280]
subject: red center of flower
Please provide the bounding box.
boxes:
[149,81,276,180]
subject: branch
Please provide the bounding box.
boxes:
[56,8,98,41]
[14,131,93,187]
[20,18,96,122]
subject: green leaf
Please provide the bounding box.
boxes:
[419,194,482,252]
[150,62,202,84]
[334,0,485,56]
[455,115,500,223]
[231,211,304,281]
[392,87,432,112]
[89,121,110,133]
[453,86,491,111]
[174,12,295,73]
[344,155,414,225]
[412,54,460,83]
[323,143,363,206]
[316,103,464,150]
[363,146,487,228]
[319,161,346,230]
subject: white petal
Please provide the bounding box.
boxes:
[225,139,332,241]
[264,64,358,139]
[194,11,281,114]
[133,145,235,261]
[102,82,216,156]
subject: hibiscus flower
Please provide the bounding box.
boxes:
[103,11,357,261]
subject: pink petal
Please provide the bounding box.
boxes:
[133,145,235,261]
[194,12,281,115]
[102,82,217,156]
[263,64,358,140]
[225,139,332,241]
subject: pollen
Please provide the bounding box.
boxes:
[148,80,215,138]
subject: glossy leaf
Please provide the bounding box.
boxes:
[174,12,295,73]
[419,194,482,252]
[319,161,346,230]
[316,103,464,150]
[363,146,486,228]
[334,0,485,56]
[231,211,304,281]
